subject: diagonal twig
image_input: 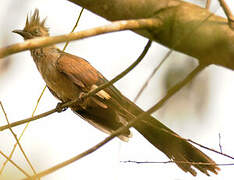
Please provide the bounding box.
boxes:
[0,150,30,178]
[218,133,223,153]
[134,50,172,102]
[206,0,211,9]
[121,160,234,166]
[188,139,234,160]
[218,0,234,29]
[63,8,84,51]
[0,40,152,132]
[0,102,37,177]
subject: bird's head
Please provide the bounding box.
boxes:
[13,9,49,40]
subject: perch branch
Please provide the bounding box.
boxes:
[0,40,152,131]
[0,18,160,58]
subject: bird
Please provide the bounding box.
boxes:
[13,9,220,176]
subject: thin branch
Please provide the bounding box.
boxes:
[0,40,152,131]
[0,18,161,58]
[134,50,172,102]
[62,8,84,51]
[188,139,234,160]
[206,0,211,9]
[0,102,37,177]
[121,133,234,164]
[0,108,57,131]
[121,160,234,166]
[31,85,47,116]
[219,133,223,153]
[218,0,234,29]
[85,40,151,98]
[0,86,46,174]
[0,150,30,177]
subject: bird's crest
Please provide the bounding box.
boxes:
[24,9,48,32]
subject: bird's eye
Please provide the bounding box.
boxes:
[32,29,40,36]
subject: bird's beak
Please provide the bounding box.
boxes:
[12,29,32,39]
[12,29,25,36]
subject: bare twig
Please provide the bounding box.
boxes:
[218,0,234,29]
[0,18,160,58]
[0,102,37,176]
[31,85,47,116]
[0,108,57,131]
[63,8,84,51]
[206,0,211,9]
[188,139,234,160]
[121,133,234,165]
[219,133,223,153]
[121,160,234,166]
[0,86,46,174]
[134,50,172,102]
[0,86,46,172]
[0,150,30,177]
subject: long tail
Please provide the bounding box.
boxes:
[133,115,220,176]
[103,80,220,176]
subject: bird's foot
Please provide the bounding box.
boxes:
[79,92,86,102]
[56,102,68,113]
[79,92,88,109]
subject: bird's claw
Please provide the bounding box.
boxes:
[79,92,88,109]
[56,102,68,113]
[79,92,86,102]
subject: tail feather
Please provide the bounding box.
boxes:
[103,81,220,176]
[133,116,220,176]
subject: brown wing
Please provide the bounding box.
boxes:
[57,52,102,91]
[56,52,132,140]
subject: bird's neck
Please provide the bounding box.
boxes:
[30,45,61,74]
[30,45,58,61]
